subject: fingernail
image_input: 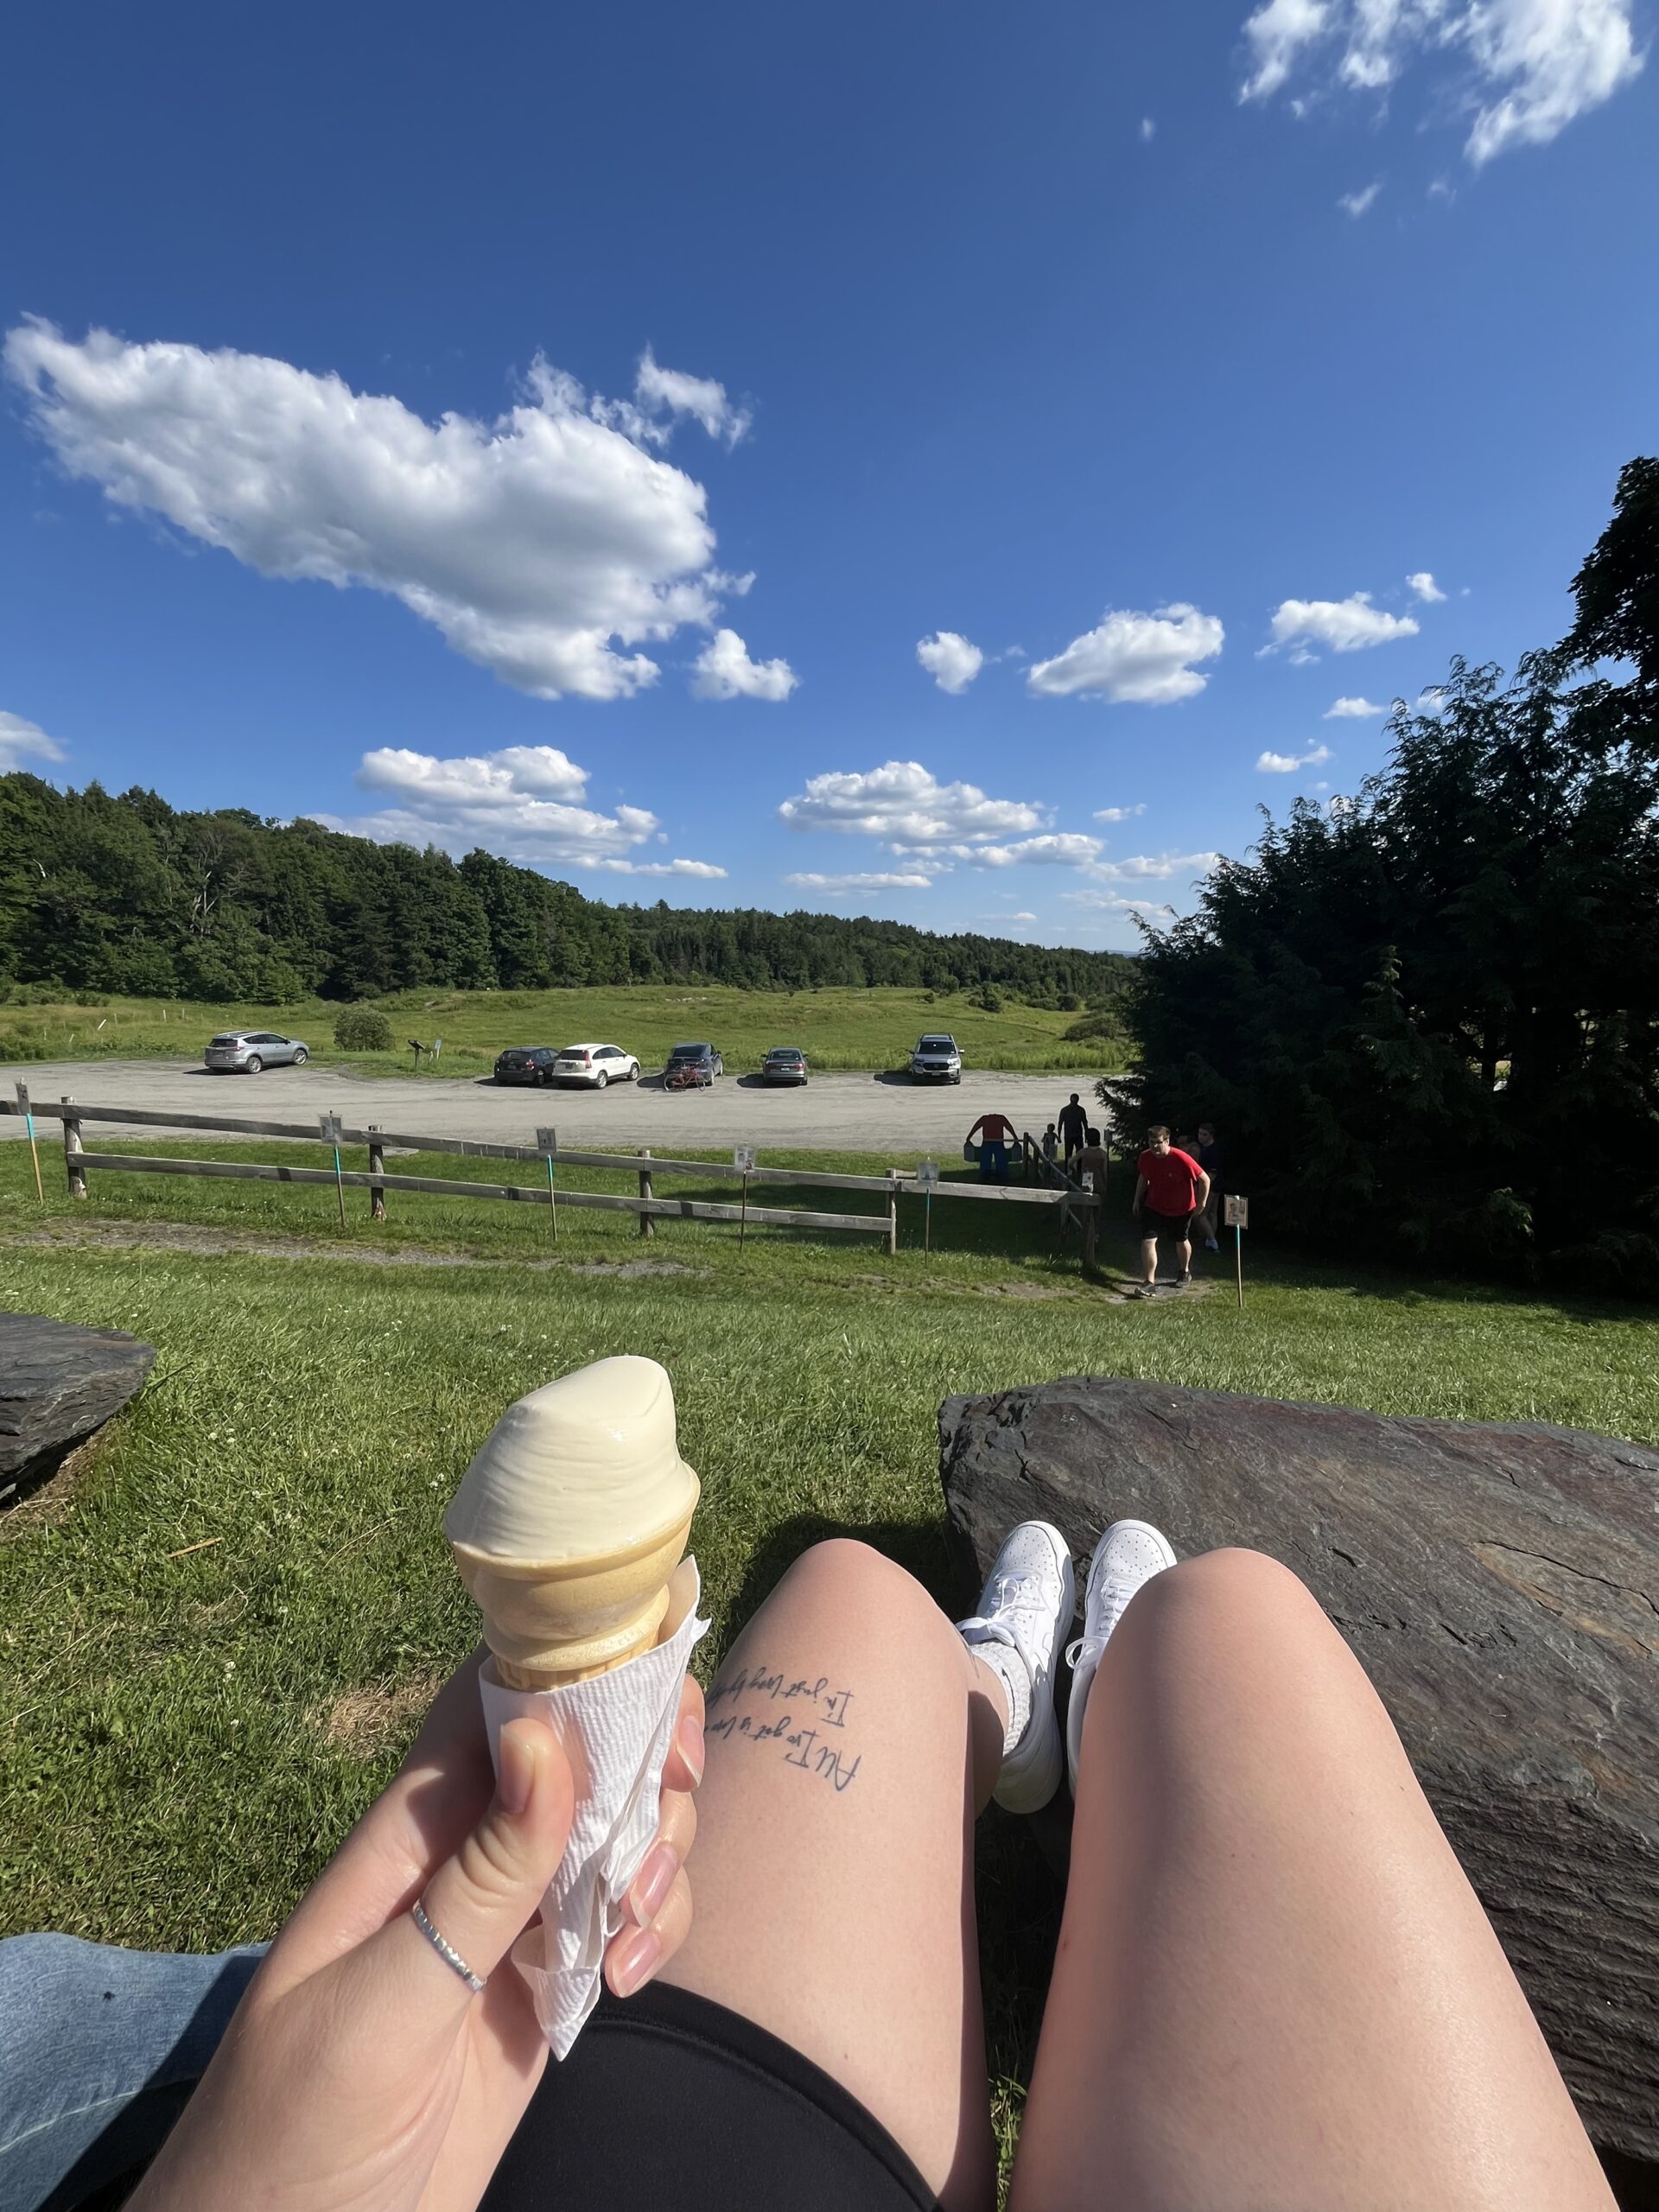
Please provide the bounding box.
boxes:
[630,1844,677,1924]
[498,1726,535,1816]
[610,1928,662,1998]
[677,1712,704,1786]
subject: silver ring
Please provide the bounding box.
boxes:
[410,1898,486,1993]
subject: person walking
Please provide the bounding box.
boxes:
[1195,1122,1224,1252]
[1130,1124,1210,1293]
[1056,1093,1087,1164]
[965,1109,1016,1183]
[1040,1124,1058,1166]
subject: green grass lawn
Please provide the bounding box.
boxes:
[0,982,1122,1077]
[4,1145,1656,2183]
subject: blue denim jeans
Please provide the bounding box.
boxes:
[0,1935,266,2212]
[978,1139,1008,1182]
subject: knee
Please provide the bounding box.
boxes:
[771,1538,947,1647]
[1123,1546,1332,1663]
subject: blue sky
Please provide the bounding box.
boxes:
[3,0,1655,948]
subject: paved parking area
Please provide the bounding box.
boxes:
[1,1058,1094,1156]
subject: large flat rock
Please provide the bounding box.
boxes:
[0,1313,156,1484]
[938,1376,1659,2167]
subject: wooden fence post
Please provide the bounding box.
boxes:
[367,1126,386,1222]
[638,1147,655,1238]
[61,1096,87,1201]
[887,1169,899,1256]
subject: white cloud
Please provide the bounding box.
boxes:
[1325,695,1387,717]
[784,870,933,893]
[1257,741,1334,772]
[311,742,717,874]
[1240,0,1331,100]
[1065,887,1175,917]
[1140,116,1158,138]
[632,347,750,447]
[1267,592,1419,652]
[952,833,1103,869]
[690,627,798,701]
[779,760,1046,846]
[4,321,753,702]
[1094,849,1222,880]
[1027,602,1224,704]
[1338,180,1383,215]
[0,709,66,770]
[916,631,984,694]
[1008,910,1039,921]
[1093,803,1147,822]
[1237,0,1643,163]
[1406,569,1446,601]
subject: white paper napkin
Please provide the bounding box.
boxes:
[477,1555,709,2058]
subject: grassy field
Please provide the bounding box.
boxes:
[0,982,1121,1077]
[4,1143,1656,2184]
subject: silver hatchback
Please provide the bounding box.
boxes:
[204,1029,310,1074]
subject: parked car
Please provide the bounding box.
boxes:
[550,1042,642,1089]
[910,1033,963,1084]
[761,1046,809,1085]
[493,1046,562,1086]
[204,1030,308,1074]
[664,1041,723,1090]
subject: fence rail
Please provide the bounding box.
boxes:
[4,1092,1097,1261]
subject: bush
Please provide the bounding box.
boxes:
[334,1005,394,1052]
[974,983,1005,1014]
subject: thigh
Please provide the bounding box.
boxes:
[662,1540,1000,2212]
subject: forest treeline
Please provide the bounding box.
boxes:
[0,778,1132,1005]
[1108,457,1659,1294]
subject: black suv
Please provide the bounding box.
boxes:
[493,1046,560,1086]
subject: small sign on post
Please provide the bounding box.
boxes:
[916,1157,939,1255]
[734,1145,755,1251]
[319,1114,346,1228]
[537,1127,558,1243]
[1224,1194,1249,1309]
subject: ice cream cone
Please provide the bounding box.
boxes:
[445,1355,700,1689]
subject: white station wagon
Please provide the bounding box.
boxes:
[550,1042,641,1089]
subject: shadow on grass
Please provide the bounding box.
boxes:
[1236,1240,1655,1327]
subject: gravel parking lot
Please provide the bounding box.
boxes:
[0,1058,1094,1156]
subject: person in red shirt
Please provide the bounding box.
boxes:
[966,1109,1016,1182]
[1131,1123,1211,1293]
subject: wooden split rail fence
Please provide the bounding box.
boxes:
[3,1093,1100,1261]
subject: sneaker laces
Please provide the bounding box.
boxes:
[1065,1585,1133,1672]
[989,1568,1060,1635]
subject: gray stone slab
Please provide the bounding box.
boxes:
[0,1313,156,1481]
[939,1376,1659,2167]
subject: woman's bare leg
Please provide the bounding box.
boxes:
[661,1540,1008,2212]
[1011,1548,1615,2212]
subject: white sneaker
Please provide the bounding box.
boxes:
[1065,1519,1179,1796]
[957,1521,1075,1814]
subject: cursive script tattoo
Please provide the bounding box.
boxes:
[705,1657,861,1792]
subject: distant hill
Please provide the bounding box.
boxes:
[0,773,1135,1005]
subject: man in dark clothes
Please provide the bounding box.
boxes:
[1057,1093,1088,1163]
[1195,1122,1224,1252]
[1130,1124,1210,1293]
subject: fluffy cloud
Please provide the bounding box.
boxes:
[1325,695,1386,717]
[1238,0,1643,164]
[4,321,762,702]
[1140,116,1158,139]
[1339,180,1382,215]
[1257,741,1334,772]
[951,833,1103,869]
[1093,849,1222,880]
[1267,592,1419,652]
[1065,887,1174,918]
[916,631,984,694]
[1407,569,1446,601]
[690,628,798,701]
[632,347,750,447]
[1027,603,1224,704]
[784,870,933,893]
[0,709,65,770]
[312,742,720,874]
[779,760,1046,846]
[1093,803,1147,822]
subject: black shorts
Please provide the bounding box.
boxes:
[1140,1206,1194,1240]
[481,1981,938,2211]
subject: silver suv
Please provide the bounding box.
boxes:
[910,1033,962,1084]
[204,1030,309,1074]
